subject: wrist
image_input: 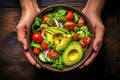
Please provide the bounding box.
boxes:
[82,7,101,17]
[20,0,40,16]
[83,0,106,17]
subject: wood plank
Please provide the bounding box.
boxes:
[0,0,20,8]
[0,8,20,31]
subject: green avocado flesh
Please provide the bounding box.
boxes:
[62,41,83,66]
[46,27,71,51]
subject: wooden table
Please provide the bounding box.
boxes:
[0,0,120,80]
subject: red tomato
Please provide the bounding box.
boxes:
[52,21,57,27]
[40,42,48,50]
[72,33,78,40]
[48,50,58,59]
[83,37,91,45]
[41,28,46,35]
[77,17,84,26]
[43,15,49,24]
[80,41,86,48]
[33,48,40,55]
[64,21,75,31]
[66,11,74,21]
[64,25,74,31]
[32,32,43,43]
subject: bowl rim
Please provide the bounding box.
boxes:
[27,4,95,72]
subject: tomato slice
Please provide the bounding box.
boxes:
[77,17,84,26]
[66,11,74,21]
[83,37,91,45]
[41,28,46,35]
[43,15,49,24]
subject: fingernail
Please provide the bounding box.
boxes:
[79,65,84,69]
[23,45,27,50]
[36,64,41,68]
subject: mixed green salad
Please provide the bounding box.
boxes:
[30,7,92,70]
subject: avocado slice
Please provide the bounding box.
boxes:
[62,41,83,66]
[46,27,71,51]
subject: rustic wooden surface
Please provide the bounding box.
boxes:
[0,0,120,80]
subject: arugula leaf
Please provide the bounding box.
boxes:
[32,17,42,32]
[52,56,64,70]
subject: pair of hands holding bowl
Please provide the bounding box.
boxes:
[16,0,105,69]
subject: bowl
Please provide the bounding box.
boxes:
[27,4,94,72]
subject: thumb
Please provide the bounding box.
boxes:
[93,38,99,51]
[20,37,28,50]
[16,25,28,50]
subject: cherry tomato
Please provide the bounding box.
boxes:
[64,21,75,31]
[66,11,74,21]
[52,21,57,27]
[64,25,74,31]
[33,48,40,55]
[48,50,58,59]
[43,15,49,24]
[32,32,43,43]
[80,41,86,48]
[40,42,48,50]
[72,33,78,40]
[41,28,46,35]
[83,36,91,45]
[77,17,84,26]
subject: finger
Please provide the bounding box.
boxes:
[36,63,41,68]
[79,64,85,69]
[17,26,28,50]
[19,37,27,50]
[93,23,104,51]
[93,38,101,51]
[84,42,102,66]
[25,51,36,65]
[79,52,97,69]
[84,51,97,66]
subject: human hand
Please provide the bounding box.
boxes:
[16,0,41,68]
[79,8,105,69]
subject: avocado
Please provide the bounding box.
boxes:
[46,27,71,51]
[62,41,83,66]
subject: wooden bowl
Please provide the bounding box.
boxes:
[27,4,94,72]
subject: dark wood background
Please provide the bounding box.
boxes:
[0,0,120,80]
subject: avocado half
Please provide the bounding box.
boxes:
[46,27,71,51]
[62,41,83,66]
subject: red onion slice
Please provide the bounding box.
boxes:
[44,49,49,59]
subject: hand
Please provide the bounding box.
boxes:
[16,0,41,68]
[79,8,105,69]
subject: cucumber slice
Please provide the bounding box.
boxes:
[46,56,54,63]
[38,53,47,63]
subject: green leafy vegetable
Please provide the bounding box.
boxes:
[52,56,64,70]
[80,25,92,37]
[30,41,41,49]
[74,12,80,22]
[32,17,42,32]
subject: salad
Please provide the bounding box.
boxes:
[30,7,92,70]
